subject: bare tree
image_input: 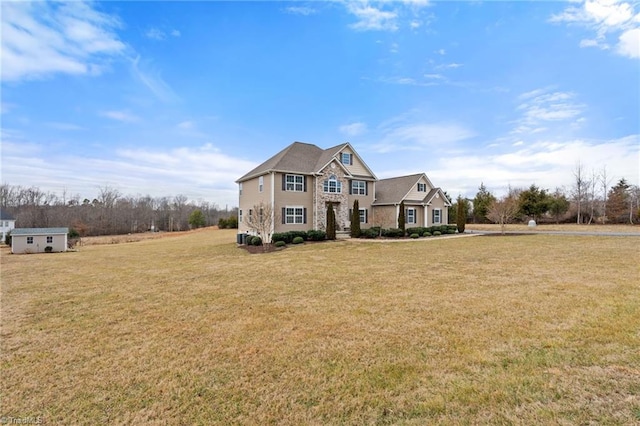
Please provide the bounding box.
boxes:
[243,201,279,244]
[486,190,519,235]
[599,165,613,224]
[572,161,590,224]
[371,208,395,236]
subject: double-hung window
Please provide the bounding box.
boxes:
[239,210,243,224]
[239,183,243,195]
[351,180,366,195]
[258,176,264,192]
[359,208,368,224]
[417,183,427,192]
[432,209,441,224]
[407,208,416,224]
[285,207,304,224]
[285,174,304,191]
[27,236,33,244]
[323,175,342,193]
[341,153,352,165]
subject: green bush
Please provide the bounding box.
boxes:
[44,246,53,253]
[288,231,308,241]
[4,231,11,246]
[423,231,432,237]
[251,236,262,246]
[433,231,441,236]
[361,228,379,239]
[271,233,288,244]
[406,227,426,236]
[68,228,80,239]
[382,228,404,238]
[274,241,286,248]
[447,225,458,233]
[306,230,326,241]
[292,236,304,244]
[410,233,420,239]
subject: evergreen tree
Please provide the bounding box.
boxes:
[456,195,466,233]
[473,183,496,223]
[518,184,551,221]
[548,189,570,224]
[188,209,206,228]
[326,203,336,240]
[350,199,361,238]
[607,178,630,223]
[398,201,406,235]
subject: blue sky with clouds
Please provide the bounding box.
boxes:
[2,0,638,207]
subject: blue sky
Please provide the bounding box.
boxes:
[2,0,638,208]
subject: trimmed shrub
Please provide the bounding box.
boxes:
[382,228,404,238]
[274,241,286,248]
[271,233,288,244]
[4,231,11,246]
[423,231,432,237]
[406,227,426,236]
[447,225,458,233]
[288,231,308,241]
[292,236,304,244]
[68,228,80,239]
[44,246,53,253]
[361,228,379,239]
[251,236,262,246]
[410,233,420,239]
[433,231,442,236]
[306,230,326,241]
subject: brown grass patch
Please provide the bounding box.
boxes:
[1,229,639,424]
[467,223,640,234]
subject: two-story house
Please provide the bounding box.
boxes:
[1,208,16,243]
[236,141,450,238]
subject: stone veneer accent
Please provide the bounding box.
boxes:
[315,162,350,231]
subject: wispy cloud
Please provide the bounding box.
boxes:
[100,110,140,123]
[550,0,640,59]
[130,55,178,103]
[144,27,181,41]
[512,88,585,135]
[372,122,475,153]
[283,6,317,16]
[339,122,368,137]
[347,3,398,31]
[1,1,125,82]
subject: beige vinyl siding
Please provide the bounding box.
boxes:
[274,172,314,233]
[340,147,374,178]
[405,178,432,201]
[238,174,272,233]
[371,205,397,229]
[12,234,67,254]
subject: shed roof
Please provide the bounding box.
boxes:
[11,227,69,236]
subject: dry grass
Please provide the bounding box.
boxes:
[1,229,639,424]
[466,223,640,234]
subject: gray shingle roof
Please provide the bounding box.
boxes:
[373,174,424,205]
[0,209,15,220]
[11,228,69,236]
[236,141,351,182]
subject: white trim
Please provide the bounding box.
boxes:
[284,205,305,224]
[270,172,275,234]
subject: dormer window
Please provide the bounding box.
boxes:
[323,175,342,193]
[341,153,353,165]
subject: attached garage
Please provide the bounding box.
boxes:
[11,228,69,254]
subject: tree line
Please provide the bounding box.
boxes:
[451,167,640,228]
[0,184,238,237]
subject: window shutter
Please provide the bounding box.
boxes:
[365,209,368,223]
[349,181,352,195]
[349,208,352,218]
[365,182,368,196]
[303,208,307,224]
[349,154,353,165]
[282,175,286,191]
[303,176,307,192]
[282,208,286,224]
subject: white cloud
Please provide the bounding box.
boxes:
[170,29,181,37]
[435,62,463,70]
[551,0,639,59]
[617,27,640,58]
[177,120,194,130]
[284,6,317,16]
[145,28,166,40]
[100,110,140,123]
[130,55,178,103]
[339,122,368,136]
[1,1,125,81]
[372,122,475,153]
[347,3,398,31]
[513,89,585,134]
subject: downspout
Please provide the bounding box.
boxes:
[314,175,317,230]
[271,171,275,238]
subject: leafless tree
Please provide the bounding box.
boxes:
[486,189,520,235]
[599,165,613,224]
[572,161,590,224]
[243,201,279,244]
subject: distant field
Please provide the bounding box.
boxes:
[466,223,640,234]
[1,229,639,424]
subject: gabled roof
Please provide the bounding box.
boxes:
[373,173,451,206]
[373,173,424,205]
[0,209,15,221]
[236,141,375,182]
[11,228,69,236]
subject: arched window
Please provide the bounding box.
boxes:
[323,175,342,193]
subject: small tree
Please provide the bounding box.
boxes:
[486,191,519,235]
[456,195,466,233]
[398,201,406,235]
[473,182,496,223]
[244,201,279,244]
[350,200,361,238]
[326,203,336,240]
[548,189,570,224]
[189,209,206,229]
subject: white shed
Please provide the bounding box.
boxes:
[11,228,69,254]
